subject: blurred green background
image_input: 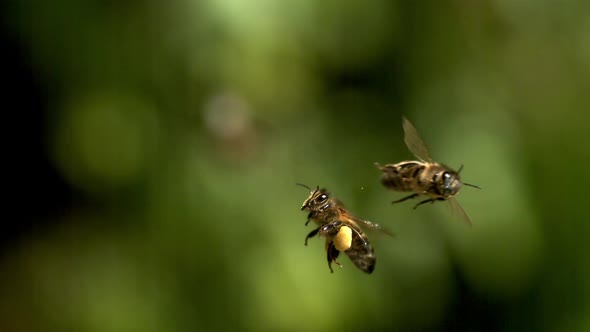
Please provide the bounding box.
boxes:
[2,0,590,331]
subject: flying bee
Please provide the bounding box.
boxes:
[298,183,393,274]
[374,117,481,225]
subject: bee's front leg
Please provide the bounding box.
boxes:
[305,212,313,226]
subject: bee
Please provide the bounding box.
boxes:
[374,117,481,225]
[298,183,392,274]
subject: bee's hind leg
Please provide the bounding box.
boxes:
[327,243,342,273]
[328,260,342,273]
[391,193,419,205]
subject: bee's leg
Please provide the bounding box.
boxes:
[305,212,313,226]
[327,243,342,273]
[328,260,343,273]
[391,193,419,204]
[413,197,443,209]
[304,228,319,246]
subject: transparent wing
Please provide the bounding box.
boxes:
[402,117,433,162]
[342,211,395,237]
[448,197,472,226]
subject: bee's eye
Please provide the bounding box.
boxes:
[441,172,454,190]
[320,194,327,201]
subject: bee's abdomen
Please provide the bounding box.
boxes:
[346,233,375,273]
[380,174,411,191]
[379,162,425,192]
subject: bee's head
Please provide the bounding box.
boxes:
[437,165,481,197]
[297,184,330,211]
[438,171,462,197]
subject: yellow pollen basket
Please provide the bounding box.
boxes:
[333,225,353,251]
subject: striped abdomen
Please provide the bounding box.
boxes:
[377,161,428,192]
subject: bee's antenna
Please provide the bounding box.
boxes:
[464,183,482,189]
[296,183,312,191]
[456,165,480,189]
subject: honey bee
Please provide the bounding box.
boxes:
[298,183,392,274]
[374,117,481,225]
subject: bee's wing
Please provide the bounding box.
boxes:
[448,197,472,226]
[343,225,376,274]
[402,117,434,163]
[355,218,395,237]
[340,210,395,237]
